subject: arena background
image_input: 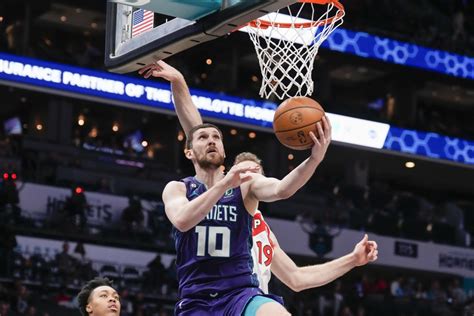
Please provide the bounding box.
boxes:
[0,0,473,315]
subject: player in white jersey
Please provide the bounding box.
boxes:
[233,152,378,294]
[140,60,378,296]
[251,209,273,294]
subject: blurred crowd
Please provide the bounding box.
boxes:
[270,173,474,249]
[271,272,474,316]
[1,237,474,316]
[0,240,176,316]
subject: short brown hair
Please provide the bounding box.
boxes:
[185,123,223,150]
[234,152,264,175]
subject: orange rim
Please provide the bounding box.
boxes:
[247,0,344,29]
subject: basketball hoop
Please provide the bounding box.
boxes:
[243,0,344,100]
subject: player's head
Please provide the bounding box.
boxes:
[185,123,224,150]
[77,277,120,316]
[185,123,225,169]
[234,152,264,175]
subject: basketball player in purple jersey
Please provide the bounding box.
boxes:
[140,62,331,315]
[137,61,378,294]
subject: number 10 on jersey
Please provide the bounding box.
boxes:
[195,225,230,257]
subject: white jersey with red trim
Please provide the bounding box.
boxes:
[251,210,274,294]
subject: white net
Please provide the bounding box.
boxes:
[244,1,344,100]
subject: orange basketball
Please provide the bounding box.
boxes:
[273,96,325,150]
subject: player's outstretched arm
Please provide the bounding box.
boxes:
[271,233,378,292]
[247,117,331,202]
[139,61,202,136]
[162,164,259,232]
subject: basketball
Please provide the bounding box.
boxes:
[273,96,325,150]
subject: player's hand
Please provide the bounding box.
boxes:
[138,60,184,83]
[351,234,378,266]
[220,163,260,190]
[308,116,331,163]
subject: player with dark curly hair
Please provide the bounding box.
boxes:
[77,277,120,316]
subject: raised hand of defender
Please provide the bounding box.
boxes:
[221,163,260,190]
[352,234,378,266]
[308,116,331,164]
[138,60,183,82]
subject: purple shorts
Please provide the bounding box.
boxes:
[175,287,284,316]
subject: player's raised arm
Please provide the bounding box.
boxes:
[247,116,332,202]
[139,61,202,136]
[270,233,378,292]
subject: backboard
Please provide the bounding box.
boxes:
[105,0,295,73]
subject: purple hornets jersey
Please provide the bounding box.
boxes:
[173,177,259,301]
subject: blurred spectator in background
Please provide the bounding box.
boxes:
[147,202,172,247]
[390,276,405,297]
[55,242,76,286]
[30,247,47,284]
[5,21,24,54]
[413,281,427,300]
[71,242,95,285]
[121,196,144,234]
[164,259,178,296]
[132,291,146,316]
[63,187,88,232]
[452,9,466,43]
[158,307,170,316]
[11,246,25,280]
[13,283,31,315]
[120,288,134,316]
[373,276,389,296]
[25,305,38,316]
[449,278,466,309]
[143,254,165,294]
[0,300,15,316]
[319,280,344,316]
[95,177,112,193]
[73,128,83,148]
[54,286,74,309]
[427,279,450,315]
[71,242,86,262]
[464,299,474,316]
[340,306,354,316]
